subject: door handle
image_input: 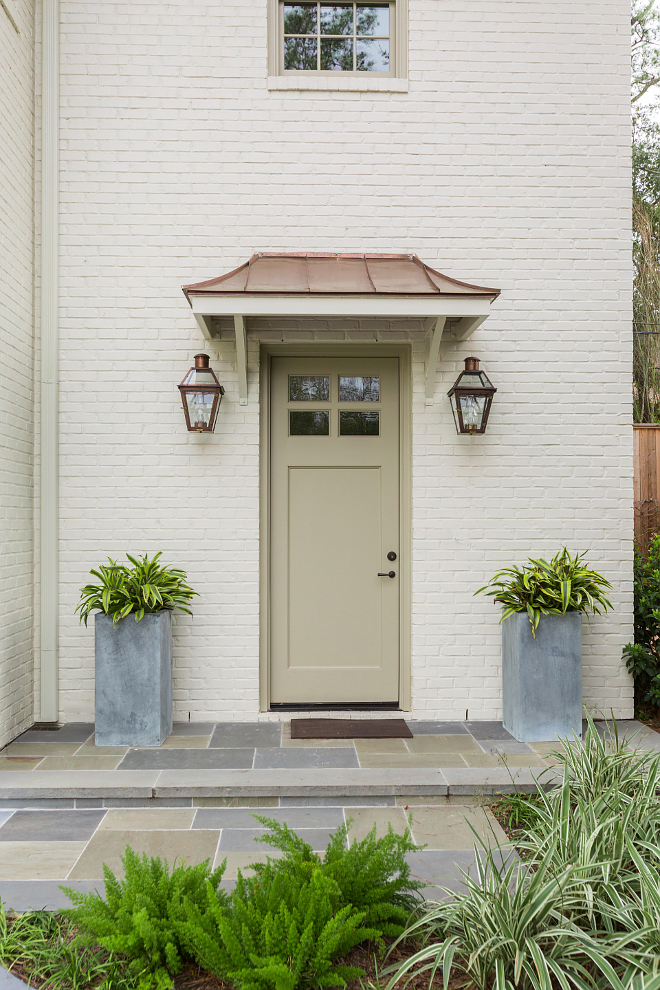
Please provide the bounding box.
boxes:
[378,571,396,578]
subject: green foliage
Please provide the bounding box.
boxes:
[62,845,227,989]
[181,865,374,990]
[476,547,613,635]
[251,815,424,935]
[384,711,660,990]
[624,536,660,708]
[179,817,423,990]
[0,906,135,990]
[491,792,543,832]
[75,552,198,626]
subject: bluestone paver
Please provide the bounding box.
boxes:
[210,723,282,748]
[194,806,344,829]
[117,749,254,771]
[253,747,360,769]
[68,829,221,879]
[0,810,105,842]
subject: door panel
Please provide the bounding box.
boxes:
[270,356,400,705]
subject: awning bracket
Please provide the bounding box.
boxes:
[234,314,248,405]
[425,317,446,405]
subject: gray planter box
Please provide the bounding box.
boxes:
[502,612,582,743]
[95,610,173,747]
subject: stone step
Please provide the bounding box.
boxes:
[0,766,543,808]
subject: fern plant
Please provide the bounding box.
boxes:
[61,846,227,990]
[178,816,423,990]
[252,815,423,936]
[181,865,374,990]
[75,552,198,626]
[476,547,613,635]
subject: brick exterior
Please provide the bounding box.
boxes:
[0,0,35,744]
[13,0,636,723]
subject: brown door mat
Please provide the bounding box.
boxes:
[290,718,413,739]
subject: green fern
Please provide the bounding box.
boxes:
[252,814,424,937]
[61,846,227,989]
[180,864,375,990]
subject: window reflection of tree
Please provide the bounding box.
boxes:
[284,4,389,71]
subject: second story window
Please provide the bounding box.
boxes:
[283,3,392,73]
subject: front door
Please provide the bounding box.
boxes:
[269,356,400,705]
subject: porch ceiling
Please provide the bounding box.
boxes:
[181,253,501,404]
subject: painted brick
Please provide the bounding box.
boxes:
[28,0,636,721]
[0,0,35,744]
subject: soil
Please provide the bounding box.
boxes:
[173,938,473,990]
[635,702,660,735]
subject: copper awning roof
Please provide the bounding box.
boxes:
[183,253,500,302]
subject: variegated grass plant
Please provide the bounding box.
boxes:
[75,552,198,626]
[476,547,613,635]
[381,712,660,990]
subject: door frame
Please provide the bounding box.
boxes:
[259,342,412,712]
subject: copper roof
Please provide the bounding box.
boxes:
[183,253,500,303]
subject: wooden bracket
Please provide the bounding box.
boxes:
[234,314,248,405]
[193,313,214,341]
[425,317,446,405]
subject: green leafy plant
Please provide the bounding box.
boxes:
[383,716,660,990]
[75,552,198,626]
[252,815,424,935]
[179,817,423,990]
[181,864,375,990]
[62,845,227,989]
[491,792,543,833]
[624,536,660,710]
[383,842,626,990]
[476,547,613,635]
[0,905,135,990]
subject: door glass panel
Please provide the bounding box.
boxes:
[339,376,379,401]
[290,410,330,435]
[339,411,379,435]
[289,376,330,401]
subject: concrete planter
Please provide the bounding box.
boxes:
[95,610,173,747]
[502,611,582,743]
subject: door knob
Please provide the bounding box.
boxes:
[378,571,396,578]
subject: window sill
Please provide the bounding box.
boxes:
[267,75,408,93]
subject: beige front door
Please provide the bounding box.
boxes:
[270,356,400,705]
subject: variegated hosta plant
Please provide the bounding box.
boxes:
[76,553,198,626]
[476,547,613,635]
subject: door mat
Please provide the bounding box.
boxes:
[290,718,413,739]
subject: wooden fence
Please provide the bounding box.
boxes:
[634,425,660,553]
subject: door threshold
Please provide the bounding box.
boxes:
[270,702,400,712]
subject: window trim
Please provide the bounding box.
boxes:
[268,0,408,80]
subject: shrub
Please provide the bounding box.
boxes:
[62,845,227,989]
[252,815,424,935]
[181,864,375,990]
[476,547,613,635]
[75,552,198,626]
[623,535,660,710]
[179,817,424,990]
[385,715,660,990]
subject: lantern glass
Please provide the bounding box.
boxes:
[184,390,217,429]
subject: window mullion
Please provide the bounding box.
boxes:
[317,1,321,70]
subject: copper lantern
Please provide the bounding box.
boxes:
[178,354,225,432]
[447,357,497,435]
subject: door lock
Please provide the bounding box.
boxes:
[378,571,396,578]
[387,551,397,561]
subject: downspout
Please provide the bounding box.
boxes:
[40,0,59,721]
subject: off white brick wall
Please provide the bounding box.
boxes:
[53,0,632,721]
[0,0,35,743]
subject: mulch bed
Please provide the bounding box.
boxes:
[635,702,660,735]
[174,938,470,989]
